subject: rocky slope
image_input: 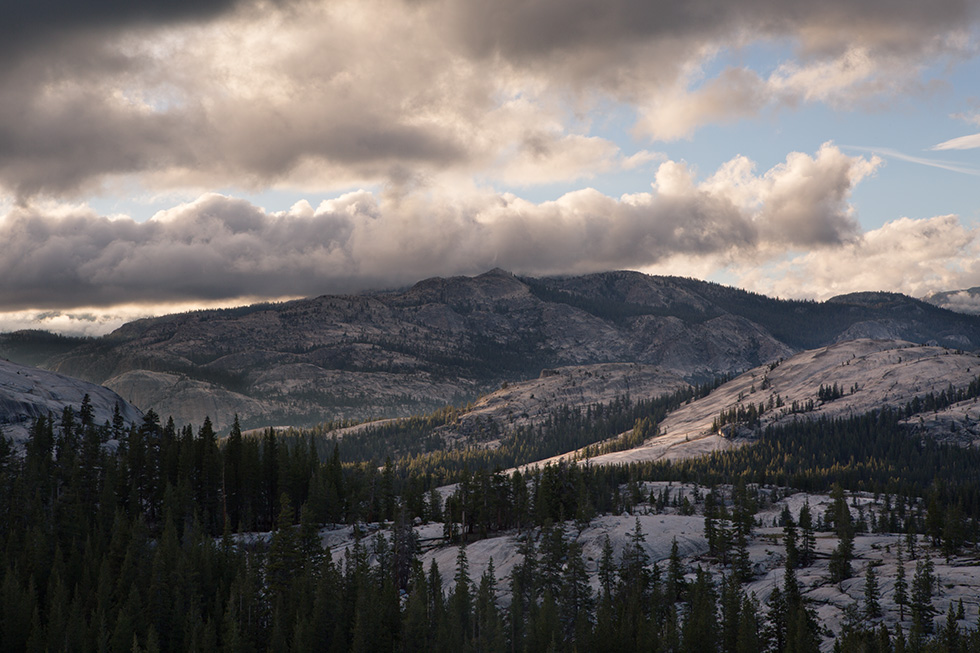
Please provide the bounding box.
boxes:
[526,339,980,469]
[0,358,142,442]
[329,362,692,449]
[453,363,687,428]
[7,269,980,431]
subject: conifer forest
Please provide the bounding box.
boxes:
[5,386,980,652]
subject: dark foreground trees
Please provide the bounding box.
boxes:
[5,400,980,650]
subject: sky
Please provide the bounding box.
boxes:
[1,0,979,336]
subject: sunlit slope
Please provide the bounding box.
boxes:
[525,339,980,469]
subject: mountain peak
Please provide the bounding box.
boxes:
[477,267,514,279]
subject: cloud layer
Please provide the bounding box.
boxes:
[734,214,980,301]
[2,0,978,333]
[0,144,875,311]
[0,0,974,198]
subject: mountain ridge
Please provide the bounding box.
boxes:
[3,269,980,431]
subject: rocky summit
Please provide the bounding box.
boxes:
[5,269,980,432]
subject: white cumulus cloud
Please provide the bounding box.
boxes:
[734,214,980,300]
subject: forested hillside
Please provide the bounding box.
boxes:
[5,382,980,650]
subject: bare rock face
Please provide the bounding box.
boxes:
[537,339,980,469]
[103,370,269,431]
[24,270,980,431]
[0,358,142,442]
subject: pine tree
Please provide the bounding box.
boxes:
[893,623,907,653]
[910,557,937,638]
[266,493,301,603]
[942,503,965,561]
[941,603,960,651]
[530,589,561,652]
[660,604,681,653]
[828,485,854,583]
[681,567,718,653]
[449,544,473,646]
[428,558,449,648]
[732,522,752,582]
[704,488,719,557]
[1,568,33,651]
[736,594,760,653]
[925,491,944,547]
[783,512,798,570]
[112,402,126,442]
[261,429,279,531]
[559,541,594,647]
[508,534,536,651]
[618,518,654,649]
[894,545,908,622]
[224,415,244,530]
[474,558,505,653]
[598,535,615,600]
[863,563,881,619]
[719,573,742,653]
[538,521,566,599]
[401,562,430,652]
[188,417,219,533]
[798,501,815,567]
[110,584,143,653]
[764,586,787,652]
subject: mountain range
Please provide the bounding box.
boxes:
[4,269,980,432]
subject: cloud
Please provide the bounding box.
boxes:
[950,107,980,126]
[0,300,272,338]
[0,145,876,312]
[0,0,974,198]
[703,142,879,247]
[933,132,980,150]
[635,68,769,141]
[924,290,980,315]
[0,0,251,59]
[442,0,976,70]
[844,146,980,176]
[734,214,980,300]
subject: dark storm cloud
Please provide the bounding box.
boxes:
[0,55,469,197]
[0,89,202,197]
[0,0,972,198]
[0,0,256,58]
[0,191,748,309]
[445,0,976,62]
[0,0,478,198]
